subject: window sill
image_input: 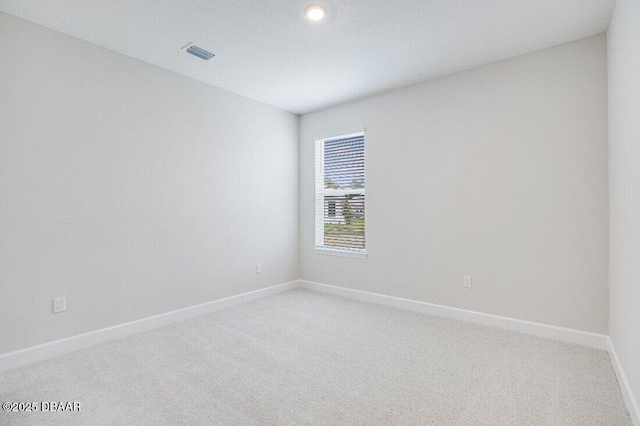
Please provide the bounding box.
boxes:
[313,247,367,259]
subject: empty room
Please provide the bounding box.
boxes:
[0,0,638,424]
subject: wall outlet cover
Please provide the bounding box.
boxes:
[53,297,66,313]
[464,276,473,288]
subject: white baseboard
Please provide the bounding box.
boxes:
[299,280,609,350]
[0,281,299,373]
[608,337,640,425]
[3,279,635,423]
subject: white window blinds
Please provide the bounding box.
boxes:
[315,132,365,255]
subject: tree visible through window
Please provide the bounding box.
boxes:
[315,132,365,253]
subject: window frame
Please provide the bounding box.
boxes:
[314,131,367,259]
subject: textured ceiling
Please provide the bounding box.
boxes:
[0,0,614,114]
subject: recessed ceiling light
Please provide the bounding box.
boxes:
[304,4,326,21]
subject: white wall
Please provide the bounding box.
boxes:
[608,0,640,415]
[300,35,609,334]
[0,12,299,353]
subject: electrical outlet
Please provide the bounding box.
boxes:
[464,276,472,289]
[53,297,66,313]
[256,263,262,274]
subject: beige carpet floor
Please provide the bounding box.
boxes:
[0,289,631,425]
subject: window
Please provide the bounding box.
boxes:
[315,132,365,257]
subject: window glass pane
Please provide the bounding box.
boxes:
[324,136,365,190]
[323,195,365,249]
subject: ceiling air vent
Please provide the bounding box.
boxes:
[183,43,215,61]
